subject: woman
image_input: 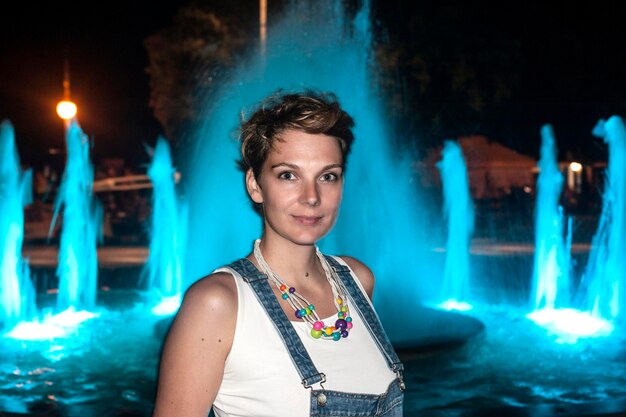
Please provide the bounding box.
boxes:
[153,90,404,417]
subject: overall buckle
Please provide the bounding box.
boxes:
[392,364,406,391]
[302,373,327,407]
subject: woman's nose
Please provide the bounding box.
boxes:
[301,181,320,206]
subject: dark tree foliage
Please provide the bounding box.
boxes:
[144,0,264,152]
[370,2,525,155]
[145,2,254,148]
[370,1,626,160]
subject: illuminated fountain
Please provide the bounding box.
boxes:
[530,124,571,311]
[142,136,187,315]
[525,124,579,340]
[583,116,626,321]
[0,120,35,330]
[0,123,163,414]
[436,140,474,311]
[2,121,103,340]
[526,123,615,342]
[50,121,102,313]
[402,120,626,416]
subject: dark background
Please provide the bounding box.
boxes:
[0,2,185,168]
[1,1,625,169]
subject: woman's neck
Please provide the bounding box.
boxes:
[255,235,322,283]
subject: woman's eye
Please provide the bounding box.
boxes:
[279,172,296,180]
[321,173,339,182]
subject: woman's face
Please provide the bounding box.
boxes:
[246,129,344,246]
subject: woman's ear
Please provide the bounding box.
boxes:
[245,169,264,204]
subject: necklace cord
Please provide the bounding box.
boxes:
[253,239,353,341]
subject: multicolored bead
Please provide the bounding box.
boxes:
[253,239,354,343]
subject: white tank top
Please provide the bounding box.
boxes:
[212,256,396,417]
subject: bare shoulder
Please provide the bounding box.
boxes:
[338,256,375,299]
[182,271,238,315]
[153,270,237,416]
[166,270,238,353]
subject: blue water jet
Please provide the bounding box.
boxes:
[183,1,436,331]
[142,137,187,315]
[527,123,616,343]
[583,116,626,320]
[0,120,35,329]
[437,140,474,308]
[530,124,571,311]
[50,121,102,313]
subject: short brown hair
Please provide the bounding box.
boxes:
[237,90,356,215]
[237,89,355,179]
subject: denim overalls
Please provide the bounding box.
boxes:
[227,255,405,417]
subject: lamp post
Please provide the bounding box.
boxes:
[260,0,267,57]
[55,59,77,129]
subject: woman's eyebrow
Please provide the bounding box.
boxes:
[270,162,299,170]
[322,163,343,171]
[270,162,343,171]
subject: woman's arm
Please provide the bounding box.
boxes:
[339,256,375,300]
[152,272,237,417]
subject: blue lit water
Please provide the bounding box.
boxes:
[0,120,35,329]
[0,291,161,417]
[530,124,571,311]
[50,121,102,312]
[437,140,474,305]
[141,136,186,307]
[404,302,626,417]
[583,116,626,320]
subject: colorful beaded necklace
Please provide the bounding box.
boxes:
[253,239,353,341]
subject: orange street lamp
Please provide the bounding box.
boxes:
[56,100,77,120]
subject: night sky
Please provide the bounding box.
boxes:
[1,1,625,169]
[0,2,185,168]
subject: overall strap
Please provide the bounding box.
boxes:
[226,258,326,389]
[323,255,405,378]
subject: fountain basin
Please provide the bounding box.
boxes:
[0,290,161,417]
[389,306,485,360]
[402,302,626,417]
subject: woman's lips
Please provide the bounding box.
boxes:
[292,215,322,226]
